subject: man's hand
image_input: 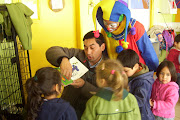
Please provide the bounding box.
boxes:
[60,57,72,79]
[70,78,85,88]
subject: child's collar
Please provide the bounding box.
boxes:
[95,88,129,101]
[134,63,143,74]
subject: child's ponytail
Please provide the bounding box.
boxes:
[96,59,129,101]
[25,67,62,120]
[26,76,43,120]
[109,69,128,101]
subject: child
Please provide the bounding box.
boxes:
[25,67,77,120]
[117,49,155,120]
[150,60,179,120]
[81,59,141,120]
[167,34,180,95]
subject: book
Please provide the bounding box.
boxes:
[56,57,89,86]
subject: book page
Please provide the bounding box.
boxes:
[70,57,89,80]
[55,57,89,86]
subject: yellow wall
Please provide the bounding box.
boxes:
[29,0,77,75]
[29,0,179,75]
[151,0,176,26]
[80,0,101,39]
[29,0,101,75]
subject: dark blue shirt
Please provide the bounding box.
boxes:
[37,98,77,120]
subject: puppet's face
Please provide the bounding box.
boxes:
[103,20,120,33]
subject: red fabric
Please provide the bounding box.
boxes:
[127,21,145,64]
[167,48,180,73]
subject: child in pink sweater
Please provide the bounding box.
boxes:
[150,60,179,120]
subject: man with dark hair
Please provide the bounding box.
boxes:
[46,31,107,119]
[117,49,155,120]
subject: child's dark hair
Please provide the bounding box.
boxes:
[96,59,129,101]
[174,34,180,43]
[25,67,61,120]
[156,60,177,82]
[117,49,139,69]
[83,31,105,46]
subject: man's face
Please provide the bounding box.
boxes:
[84,38,105,65]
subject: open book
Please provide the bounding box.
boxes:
[56,57,89,86]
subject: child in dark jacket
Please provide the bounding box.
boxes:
[25,67,77,120]
[117,49,155,120]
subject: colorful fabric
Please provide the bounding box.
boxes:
[162,30,174,48]
[151,79,179,118]
[102,20,159,71]
[93,0,131,42]
[93,0,159,71]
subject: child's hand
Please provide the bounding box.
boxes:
[149,99,154,107]
[70,78,85,88]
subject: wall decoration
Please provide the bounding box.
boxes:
[176,0,180,8]
[131,0,149,9]
[175,0,180,22]
[49,0,64,12]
